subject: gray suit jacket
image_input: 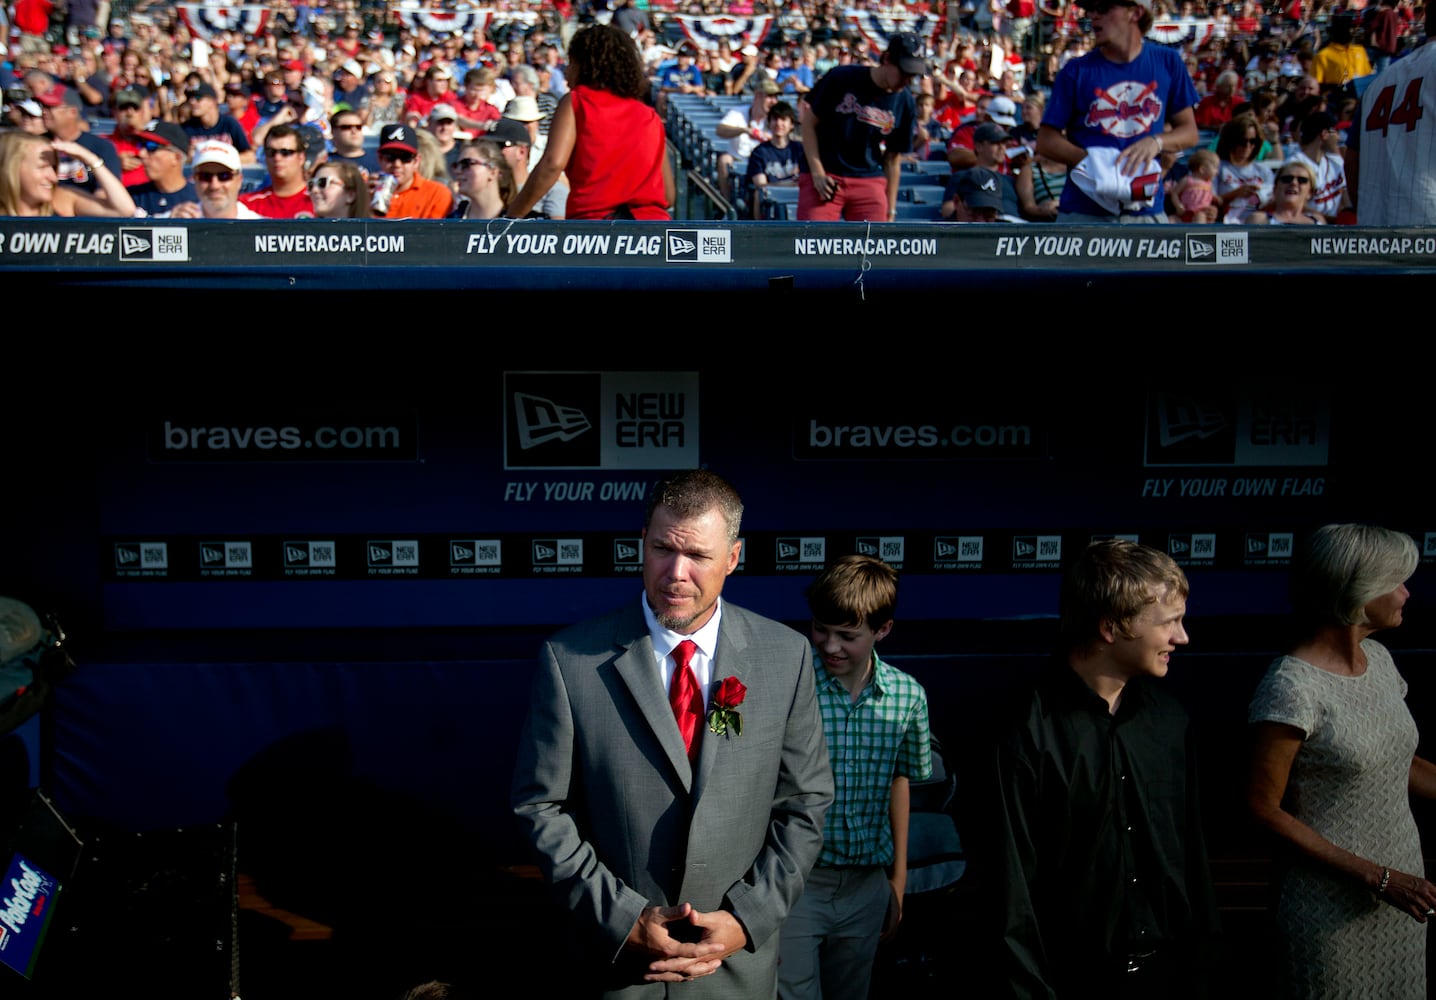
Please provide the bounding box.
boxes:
[512,598,834,998]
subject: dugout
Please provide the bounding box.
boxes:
[3,219,1435,996]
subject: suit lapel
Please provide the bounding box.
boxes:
[612,613,694,789]
[692,608,751,802]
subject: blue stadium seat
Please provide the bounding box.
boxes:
[758,185,800,220]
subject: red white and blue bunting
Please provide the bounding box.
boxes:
[843,10,941,51]
[673,15,774,52]
[176,4,272,43]
[1146,18,1221,48]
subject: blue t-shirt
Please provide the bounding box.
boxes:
[57,132,122,194]
[184,114,253,153]
[746,140,805,184]
[804,64,915,178]
[659,64,703,91]
[331,148,383,179]
[130,181,200,216]
[1042,43,1197,217]
[777,65,814,93]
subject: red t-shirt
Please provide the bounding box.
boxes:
[108,132,149,187]
[241,187,315,218]
[402,89,458,122]
[458,97,502,124]
[234,102,260,144]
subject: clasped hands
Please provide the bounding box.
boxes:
[625,903,747,983]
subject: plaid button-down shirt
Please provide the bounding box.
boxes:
[814,654,932,868]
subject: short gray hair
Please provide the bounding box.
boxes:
[1290,524,1419,626]
[644,470,743,545]
[510,64,538,89]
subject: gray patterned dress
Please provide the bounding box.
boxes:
[1248,640,1426,998]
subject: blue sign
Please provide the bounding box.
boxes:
[0,853,60,979]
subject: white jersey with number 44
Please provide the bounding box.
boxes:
[1358,41,1436,225]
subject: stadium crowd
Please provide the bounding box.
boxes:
[0,0,1429,223]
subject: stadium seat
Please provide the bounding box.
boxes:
[758,185,800,220]
[901,184,948,205]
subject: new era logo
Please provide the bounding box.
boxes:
[121,231,151,256]
[533,539,582,565]
[513,392,591,449]
[284,541,335,567]
[115,542,167,569]
[450,540,501,566]
[1186,231,1248,265]
[118,226,189,261]
[666,229,732,263]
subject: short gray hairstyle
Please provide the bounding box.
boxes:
[644,470,743,545]
[1290,524,1419,626]
[510,64,538,89]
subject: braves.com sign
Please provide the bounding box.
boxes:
[503,372,700,470]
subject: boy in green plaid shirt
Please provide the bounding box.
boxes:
[778,555,933,1000]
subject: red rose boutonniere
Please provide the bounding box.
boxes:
[707,676,747,736]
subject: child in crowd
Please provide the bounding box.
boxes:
[745,100,804,218]
[1171,148,1220,222]
[777,555,933,1000]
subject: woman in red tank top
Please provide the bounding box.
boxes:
[506,23,674,220]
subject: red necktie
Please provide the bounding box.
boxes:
[669,639,702,763]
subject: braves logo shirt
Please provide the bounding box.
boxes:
[1043,44,1198,216]
[803,64,915,179]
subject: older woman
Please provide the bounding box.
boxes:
[1248,159,1325,224]
[1249,524,1436,999]
[1213,112,1272,223]
[506,23,673,220]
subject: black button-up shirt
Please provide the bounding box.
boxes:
[989,661,1218,998]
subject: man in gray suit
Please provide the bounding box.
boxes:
[512,469,834,996]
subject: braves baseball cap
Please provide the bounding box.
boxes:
[379,123,419,154]
[886,32,929,75]
[987,96,1019,127]
[955,168,1004,211]
[974,122,1010,144]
